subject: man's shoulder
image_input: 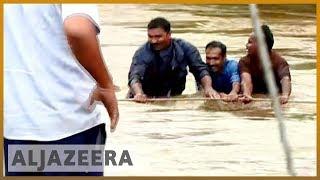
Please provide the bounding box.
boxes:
[173,38,196,49]
[134,42,152,56]
[271,51,287,64]
[237,55,252,73]
[136,42,149,51]
[226,58,238,65]
[225,59,239,72]
[239,55,250,63]
[133,42,154,63]
[173,38,187,44]
[238,55,252,68]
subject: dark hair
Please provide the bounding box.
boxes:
[261,24,274,51]
[205,41,227,56]
[147,17,171,33]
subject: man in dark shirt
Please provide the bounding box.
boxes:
[127,17,219,103]
[239,25,291,104]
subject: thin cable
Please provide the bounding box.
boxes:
[116,97,315,104]
[249,4,296,176]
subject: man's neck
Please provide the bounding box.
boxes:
[161,40,172,51]
[212,63,225,74]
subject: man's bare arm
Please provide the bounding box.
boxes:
[240,72,253,103]
[131,82,143,95]
[130,82,147,103]
[64,16,119,130]
[200,75,220,99]
[223,82,240,102]
[230,82,240,95]
[279,76,291,104]
[64,16,112,89]
[241,72,252,96]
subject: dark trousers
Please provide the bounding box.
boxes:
[4,123,106,176]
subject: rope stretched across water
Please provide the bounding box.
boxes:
[117,97,315,104]
[249,4,296,176]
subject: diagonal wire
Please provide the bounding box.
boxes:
[249,4,296,176]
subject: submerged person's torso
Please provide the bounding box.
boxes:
[209,59,238,94]
[142,41,188,97]
[243,52,285,93]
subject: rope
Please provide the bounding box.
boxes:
[249,4,296,176]
[117,97,315,104]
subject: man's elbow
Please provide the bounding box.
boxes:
[64,16,97,40]
[281,76,291,82]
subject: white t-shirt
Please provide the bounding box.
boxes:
[4,4,105,141]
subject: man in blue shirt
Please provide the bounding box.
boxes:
[127,17,219,103]
[204,41,241,102]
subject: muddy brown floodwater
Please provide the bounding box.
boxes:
[96,4,316,176]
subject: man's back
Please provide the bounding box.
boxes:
[4,5,102,141]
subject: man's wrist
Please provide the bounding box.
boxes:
[203,84,213,91]
[133,87,144,96]
[130,78,140,87]
[135,92,145,96]
[229,91,237,95]
[98,83,114,90]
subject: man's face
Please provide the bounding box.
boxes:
[246,33,258,56]
[205,47,225,72]
[148,28,171,51]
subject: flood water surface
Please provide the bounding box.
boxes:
[97,4,316,176]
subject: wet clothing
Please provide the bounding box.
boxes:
[239,51,291,93]
[128,38,209,97]
[208,59,240,94]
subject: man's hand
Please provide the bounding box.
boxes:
[90,86,119,132]
[219,93,228,100]
[130,82,147,103]
[204,87,221,99]
[225,93,239,102]
[280,76,291,104]
[200,75,221,99]
[133,93,147,103]
[279,94,289,104]
[240,72,253,104]
[64,16,119,132]
[239,94,253,104]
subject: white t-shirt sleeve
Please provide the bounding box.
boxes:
[61,4,100,34]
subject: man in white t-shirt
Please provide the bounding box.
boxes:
[4,4,119,176]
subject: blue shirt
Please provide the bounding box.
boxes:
[209,59,240,93]
[128,38,209,97]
